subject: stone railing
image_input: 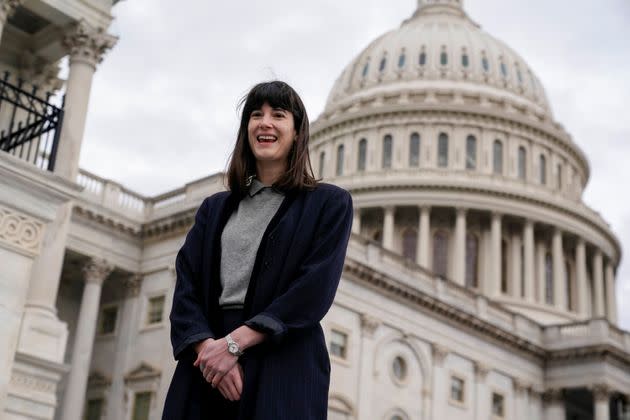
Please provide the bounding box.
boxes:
[345,234,545,348]
[543,318,630,354]
[76,169,226,221]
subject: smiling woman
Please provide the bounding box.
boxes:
[162,81,353,420]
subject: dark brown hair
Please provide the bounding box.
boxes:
[225,81,318,197]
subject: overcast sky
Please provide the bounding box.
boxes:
[77,0,630,329]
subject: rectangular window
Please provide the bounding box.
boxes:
[147,295,165,325]
[84,398,103,420]
[492,392,505,418]
[450,376,465,403]
[132,392,151,420]
[329,329,348,359]
[99,306,118,335]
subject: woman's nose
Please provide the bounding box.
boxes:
[259,113,273,127]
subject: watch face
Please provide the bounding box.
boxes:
[228,343,238,354]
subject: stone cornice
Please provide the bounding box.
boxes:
[141,207,197,241]
[547,344,630,370]
[311,104,589,183]
[343,256,547,359]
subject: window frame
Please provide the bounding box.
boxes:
[448,373,467,408]
[382,134,393,169]
[437,133,449,168]
[96,302,120,337]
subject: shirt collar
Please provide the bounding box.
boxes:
[248,178,269,197]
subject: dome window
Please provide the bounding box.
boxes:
[362,62,369,78]
[517,146,527,180]
[382,135,393,169]
[493,140,503,174]
[461,53,469,68]
[500,60,508,78]
[403,229,418,260]
[379,57,387,72]
[336,145,344,176]
[465,233,479,288]
[516,66,523,84]
[466,135,476,170]
[481,53,489,73]
[438,133,448,167]
[440,51,448,66]
[357,138,367,171]
[319,151,326,178]
[398,53,406,68]
[433,230,449,277]
[409,133,420,167]
[539,154,547,185]
[419,51,427,66]
[545,253,553,304]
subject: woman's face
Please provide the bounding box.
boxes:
[247,102,297,169]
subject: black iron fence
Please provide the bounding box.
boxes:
[0,72,64,171]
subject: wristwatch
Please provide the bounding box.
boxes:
[225,334,244,357]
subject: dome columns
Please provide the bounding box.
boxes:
[354,202,618,325]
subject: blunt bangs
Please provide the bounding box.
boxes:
[239,81,303,126]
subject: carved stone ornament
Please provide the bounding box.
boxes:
[63,20,118,67]
[591,384,610,402]
[513,378,530,394]
[473,361,490,381]
[124,274,143,297]
[18,51,63,91]
[542,388,564,404]
[82,258,114,285]
[0,205,44,254]
[360,313,380,337]
[0,0,23,22]
[431,343,448,366]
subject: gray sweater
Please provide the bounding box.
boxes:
[218,179,285,308]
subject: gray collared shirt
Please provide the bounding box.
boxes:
[219,179,285,308]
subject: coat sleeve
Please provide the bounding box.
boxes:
[170,197,216,360]
[244,188,353,343]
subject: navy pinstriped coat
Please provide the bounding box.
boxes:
[162,183,353,420]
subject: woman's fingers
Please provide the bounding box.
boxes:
[233,365,243,395]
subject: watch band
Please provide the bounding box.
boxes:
[226,334,244,357]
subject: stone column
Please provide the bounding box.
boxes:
[593,250,605,317]
[60,258,113,420]
[0,1,22,45]
[511,232,522,298]
[536,242,546,303]
[489,212,502,296]
[431,344,449,420]
[513,380,529,420]
[542,389,565,420]
[55,21,118,180]
[523,220,535,302]
[593,385,610,420]
[552,228,566,310]
[352,207,361,235]
[473,361,490,420]
[575,239,589,317]
[356,314,380,419]
[106,274,142,420]
[605,261,617,324]
[382,206,395,251]
[418,206,431,267]
[453,208,466,286]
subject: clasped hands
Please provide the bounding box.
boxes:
[194,337,243,401]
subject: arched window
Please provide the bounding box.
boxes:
[409,133,420,167]
[379,57,387,72]
[516,67,523,84]
[500,60,508,78]
[336,145,344,176]
[432,231,449,277]
[564,260,575,311]
[419,51,427,66]
[402,229,418,261]
[466,135,477,170]
[501,240,508,293]
[517,146,527,180]
[461,52,469,68]
[482,55,489,73]
[319,151,325,178]
[493,140,503,174]
[357,138,367,172]
[539,154,547,185]
[465,233,479,288]
[382,135,393,169]
[362,61,369,78]
[398,53,406,68]
[557,164,563,190]
[545,253,553,304]
[438,133,448,167]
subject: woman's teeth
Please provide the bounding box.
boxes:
[258,135,277,143]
